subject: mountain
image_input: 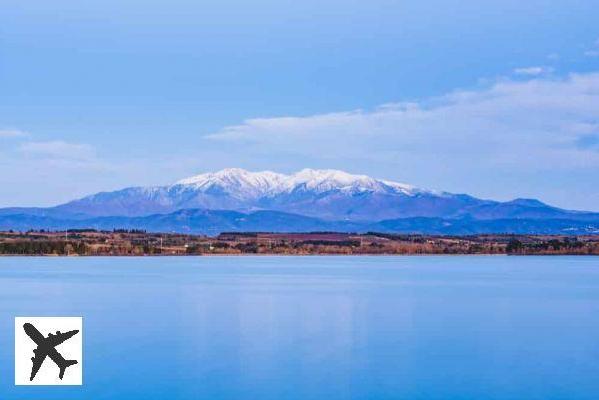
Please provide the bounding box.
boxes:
[1,168,598,235]
[0,209,597,235]
[51,168,435,220]
[0,209,360,235]
[42,168,599,221]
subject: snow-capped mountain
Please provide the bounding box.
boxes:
[175,168,423,198]
[47,168,460,220]
[39,168,596,222]
[175,168,289,198]
[1,168,598,236]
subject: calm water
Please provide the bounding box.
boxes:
[0,256,598,399]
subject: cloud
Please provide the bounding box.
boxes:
[0,138,116,206]
[206,72,599,172]
[0,129,28,138]
[513,66,552,76]
[19,140,96,161]
[546,53,559,61]
[584,38,599,57]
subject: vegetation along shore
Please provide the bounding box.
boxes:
[0,230,598,256]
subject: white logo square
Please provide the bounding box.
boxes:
[15,317,83,386]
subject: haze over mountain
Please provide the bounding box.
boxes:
[1,168,598,234]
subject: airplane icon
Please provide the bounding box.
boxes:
[23,322,79,381]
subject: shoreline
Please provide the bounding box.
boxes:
[2,253,597,258]
[2,231,598,257]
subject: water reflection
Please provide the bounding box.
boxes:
[0,256,598,399]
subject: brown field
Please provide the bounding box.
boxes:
[0,230,598,256]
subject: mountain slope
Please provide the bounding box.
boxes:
[0,209,597,235]
[52,168,434,219]
[1,168,598,236]
[38,168,598,222]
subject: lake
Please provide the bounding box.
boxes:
[0,256,598,399]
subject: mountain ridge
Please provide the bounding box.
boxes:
[51,168,596,221]
[0,208,597,235]
[0,168,597,234]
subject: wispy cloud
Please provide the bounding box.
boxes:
[207,72,599,171]
[0,129,29,138]
[546,53,560,61]
[19,140,96,161]
[513,66,553,76]
[0,138,115,206]
[584,38,599,57]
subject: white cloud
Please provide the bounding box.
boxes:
[19,140,96,161]
[513,66,552,76]
[0,129,28,138]
[546,53,559,61]
[203,72,599,209]
[207,72,599,171]
[0,138,116,206]
[584,38,599,57]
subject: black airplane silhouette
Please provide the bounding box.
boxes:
[23,323,79,381]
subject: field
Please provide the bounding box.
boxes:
[1,230,598,256]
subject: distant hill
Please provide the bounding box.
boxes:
[0,209,597,236]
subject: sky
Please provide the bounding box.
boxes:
[1,0,598,210]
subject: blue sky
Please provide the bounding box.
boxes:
[1,0,599,209]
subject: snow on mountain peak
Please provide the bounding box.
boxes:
[175,168,424,197]
[289,168,381,192]
[176,168,287,197]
